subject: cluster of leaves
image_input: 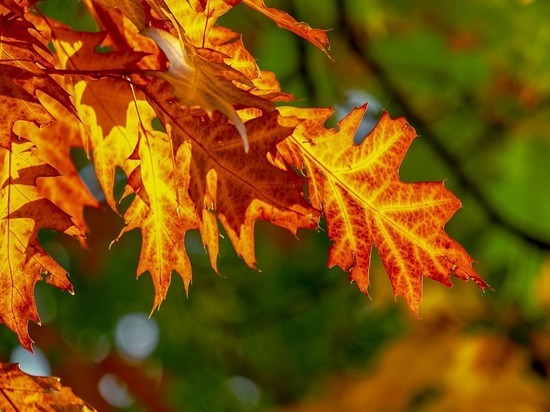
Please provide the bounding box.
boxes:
[1,0,487,372]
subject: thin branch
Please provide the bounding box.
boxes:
[335,0,550,250]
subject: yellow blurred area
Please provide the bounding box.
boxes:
[282,278,550,411]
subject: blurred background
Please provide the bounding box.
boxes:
[2,0,550,410]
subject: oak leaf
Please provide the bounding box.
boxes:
[143,21,274,152]
[12,92,98,232]
[225,0,330,55]
[94,0,147,30]
[71,79,144,210]
[278,106,488,312]
[115,116,199,310]
[49,25,142,208]
[0,8,75,149]
[0,141,81,350]
[147,86,318,269]
[0,363,95,411]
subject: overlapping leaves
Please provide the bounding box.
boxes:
[0,0,486,354]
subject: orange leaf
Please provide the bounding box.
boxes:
[12,92,99,232]
[150,0,233,46]
[239,0,330,56]
[115,121,199,310]
[0,142,81,350]
[94,0,147,30]
[0,9,75,149]
[0,363,95,411]
[71,79,144,210]
[82,1,165,72]
[50,25,148,73]
[278,106,488,312]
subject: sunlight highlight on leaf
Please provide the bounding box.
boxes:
[278,106,488,312]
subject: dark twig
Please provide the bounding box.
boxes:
[286,2,318,104]
[335,0,550,250]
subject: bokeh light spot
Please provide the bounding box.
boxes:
[10,346,51,376]
[115,312,159,362]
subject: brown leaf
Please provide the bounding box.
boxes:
[147,87,318,269]
[0,10,75,149]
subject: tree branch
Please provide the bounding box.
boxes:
[334,0,550,250]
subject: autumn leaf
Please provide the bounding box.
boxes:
[71,78,145,210]
[0,0,491,354]
[79,0,165,72]
[278,105,488,312]
[146,83,318,269]
[12,92,98,232]
[0,363,95,411]
[49,24,149,74]
[83,0,274,152]
[143,17,274,152]
[0,6,75,149]
[226,0,330,55]
[0,141,81,350]
[49,26,139,208]
[115,113,199,311]
[94,0,147,30]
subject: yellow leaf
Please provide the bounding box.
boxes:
[0,142,81,350]
[116,129,199,310]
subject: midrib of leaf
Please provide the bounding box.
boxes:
[4,150,24,342]
[329,178,358,256]
[0,386,19,411]
[142,131,164,277]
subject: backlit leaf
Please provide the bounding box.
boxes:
[148,85,318,269]
[278,106,488,312]
[0,363,95,411]
[12,92,98,232]
[115,115,199,310]
[0,8,75,149]
[0,142,81,350]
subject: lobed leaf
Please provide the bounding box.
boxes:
[0,142,81,350]
[0,8,75,149]
[278,106,488,312]
[115,118,199,310]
